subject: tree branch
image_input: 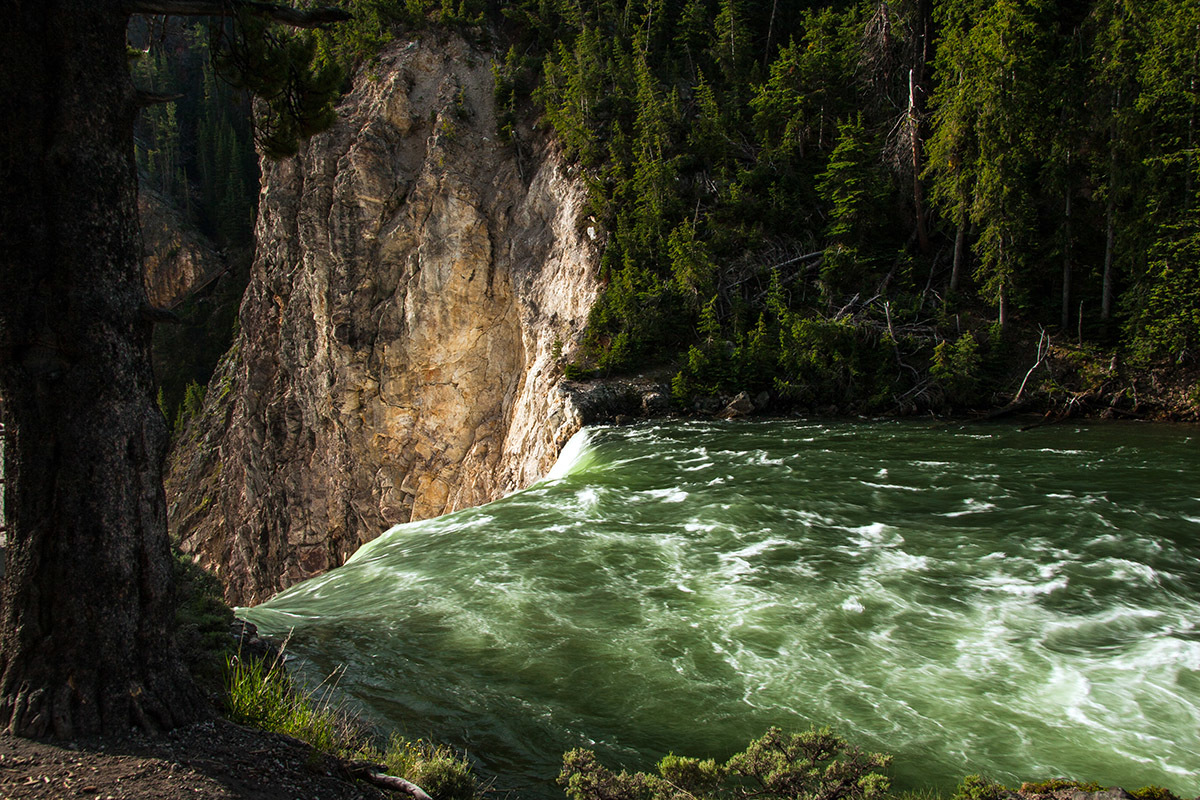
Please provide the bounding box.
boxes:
[125,0,352,29]
[342,761,433,800]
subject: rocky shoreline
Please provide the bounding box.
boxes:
[557,352,1200,429]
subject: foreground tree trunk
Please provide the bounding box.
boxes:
[0,3,203,737]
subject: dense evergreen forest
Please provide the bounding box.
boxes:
[142,0,1200,413]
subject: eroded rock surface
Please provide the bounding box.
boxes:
[167,34,600,604]
[140,186,226,308]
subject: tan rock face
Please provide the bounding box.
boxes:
[167,34,599,605]
[139,186,225,308]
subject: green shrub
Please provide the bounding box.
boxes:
[560,727,891,800]
[1020,780,1101,795]
[952,775,1009,800]
[174,379,207,434]
[173,550,234,692]
[776,316,890,408]
[931,332,983,405]
[384,735,483,800]
[1130,787,1183,800]
[224,652,372,759]
[726,727,892,800]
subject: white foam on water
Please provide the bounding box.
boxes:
[847,522,893,540]
[860,481,923,492]
[841,596,865,613]
[749,450,785,466]
[544,427,594,482]
[641,487,689,503]
[783,508,840,527]
[1101,557,1163,585]
[971,573,1069,596]
[676,447,711,470]
[873,549,931,573]
[728,538,791,561]
[940,499,998,517]
[788,562,819,579]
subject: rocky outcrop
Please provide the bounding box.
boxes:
[167,33,601,604]
[140,186,226,308]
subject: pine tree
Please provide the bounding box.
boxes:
[966,0,1052,329]
[924,0,988,298]
[1124,0,1200,359]
[817,114,889,299]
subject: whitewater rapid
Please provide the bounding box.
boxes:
[245,419,1200,798]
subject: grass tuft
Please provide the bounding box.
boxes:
[222,648,486,799]
[223,649,373,759]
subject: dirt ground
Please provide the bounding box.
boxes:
[0,717,394,800]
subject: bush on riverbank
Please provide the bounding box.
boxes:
[560,726,892,800]
[951,775,1189,800]
[560,742,1193,800]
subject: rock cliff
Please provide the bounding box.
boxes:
[140,186,227,309]
[167,33,602,605]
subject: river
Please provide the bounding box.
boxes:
[242,419,1200,798]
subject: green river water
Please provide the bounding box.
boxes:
[242,419,1200,798]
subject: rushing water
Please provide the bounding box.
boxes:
[243,420,1200,798]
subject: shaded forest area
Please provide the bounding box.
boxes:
[141,0,1200,415]
[129,17,259,426]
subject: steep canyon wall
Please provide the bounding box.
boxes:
[167,34,601,605]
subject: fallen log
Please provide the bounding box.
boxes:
[343,760,433,800]
[363,771,434,800]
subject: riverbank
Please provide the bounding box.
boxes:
[567,339,1200,427]
[0,718,392,799]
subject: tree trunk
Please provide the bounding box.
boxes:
[998,280,1009,333]
[910,69,931,255]
[0,2,203,738]
[1102,195,1115,323]
[950,222,966,294]
[1062,188,1072,331]
[1101,91,1118,324]
[763,0,779,69]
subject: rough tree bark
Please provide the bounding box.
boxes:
[0,0,346,740]
[0,2,205,737]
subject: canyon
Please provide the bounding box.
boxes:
[166,33,606,605]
